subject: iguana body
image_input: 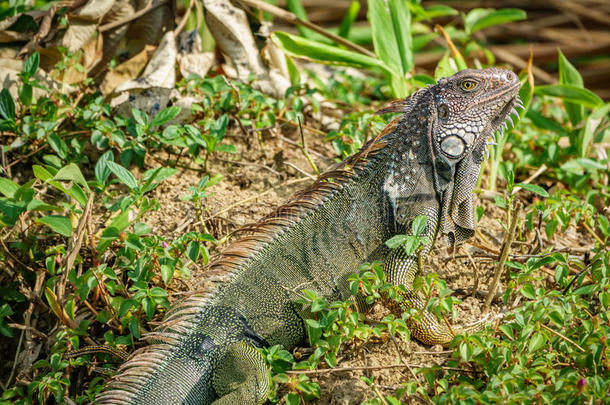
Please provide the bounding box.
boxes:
[96,68,520,404]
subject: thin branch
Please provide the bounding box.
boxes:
[286,362,472,375]
[511,164,548,195]
[174,0,196,38]
[539,322,585,352]
[297,117,320,176]
[206,177,311,220]
[237,0,376,58]
[484,202,522,311]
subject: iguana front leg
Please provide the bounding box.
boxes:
[382,213,458,346]
[383,212,493,346]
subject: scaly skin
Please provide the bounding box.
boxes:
[95,68,520,404]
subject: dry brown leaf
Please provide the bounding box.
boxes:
[100,44,155,94]
[0,31,30,43]
[177,30,215,79]
[110,31,176,117]
[203,0,288,97]
[82,33,104,73]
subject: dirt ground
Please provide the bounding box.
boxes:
[128,114,593,404]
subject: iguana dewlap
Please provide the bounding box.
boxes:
[96,68,521,404]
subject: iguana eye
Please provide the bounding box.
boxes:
[460,80,477,91]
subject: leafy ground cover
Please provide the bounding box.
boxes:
[0,1,609,404]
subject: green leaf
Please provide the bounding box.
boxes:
[0,177,19,198]
[368,0,412,97]
[150,106,181,127]
[338,1,361,38]
[22,51,40,80]
[580,103,610,158]
[131,109,148,126]
[133,222,150,235]
[498,324,514,340]
[187,241,200,262]
[95,150,114,186]
[53,163,91,192]
[535,85,603,109]
[19,83,32,106]
[422,5,458,19]
[385,234,408,249]
[106,161,138,191]
[32,165,53,182]
[411,215,428,236]
[527,332,545,353]
[286,0,316,40]
[285,54,301,87]
[521,283,536,299]
[558,48,584,126]
[466,8,527,34]
[215,144,237,153]
[515,183,549,198]
[560,158,606,175]
[272,31,393,74]
[37,215,73,237]
[286,393,300,405]
[0,199,25,226]
[388,0,413,74]
[459,341,473,361]
[0,88,15,120]
[27,199,60,211]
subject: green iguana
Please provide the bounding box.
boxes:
[96,68,521,404]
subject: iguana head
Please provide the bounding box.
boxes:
[430,67,521,245]
[380,68,521,244]
[430,68,521,161]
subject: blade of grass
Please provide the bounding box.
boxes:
[238,0,375,58]
[338,1,360,39]
[272,31,394,74]
[558,48,584,126]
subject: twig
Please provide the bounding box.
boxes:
[286,363,471,375]
[582,222,605,246]
[277,117,327,136]
[484,202,522,312]
[99,0,169,33]
[297,117,320,176]
[284,162,317,180]
[216,157,282,177]
[206,177,311,220]
[279,134,333,163]
[4,328,25,389]
[464,248,480,295]
[237,0,376,58]
[174,0,195,38]
[435,25,463,62]
[7,323,47,339]
[372,383,390,405]
[387,332,419,382]
[539,322,585,352]
[1,147,10,177]
[511,164,548,195]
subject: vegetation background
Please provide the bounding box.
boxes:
[0,0,608,404]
